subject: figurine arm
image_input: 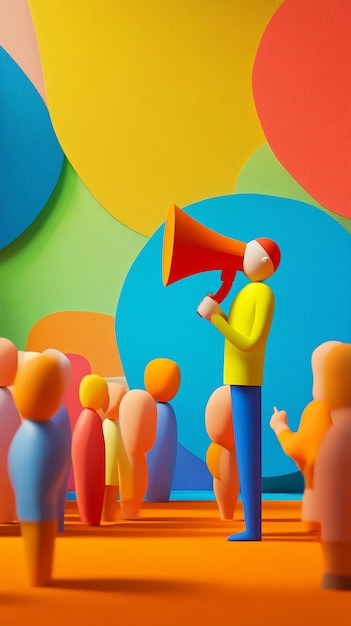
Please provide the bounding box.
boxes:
[270,407,304,470]
[270,407,289,435]
[197,296,227,322]
[211,286,274,351]
[206,442,222,480]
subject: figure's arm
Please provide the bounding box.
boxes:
[270,407,289,435]
[206,442,222,480]
[197,295,227,321]
[270,407,304,470]
[206,442,237,483]
[210,285,274,352]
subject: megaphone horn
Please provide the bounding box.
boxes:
[162,203,246,303]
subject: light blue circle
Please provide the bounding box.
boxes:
[116,194,351,478]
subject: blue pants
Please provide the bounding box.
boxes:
[229,385,262,541]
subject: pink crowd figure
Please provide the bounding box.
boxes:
[205,385,239,520]
[101,382,132,522]
[270,341,339,528]
[118,389,157,519]
[0,337,21,523]
[313,343,351,590]
[72,374,109,525]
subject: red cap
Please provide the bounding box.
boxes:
[256,238,281,271]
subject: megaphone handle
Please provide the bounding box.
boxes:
[212,269,237,304]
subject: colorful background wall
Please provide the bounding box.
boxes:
[1,0,351,493]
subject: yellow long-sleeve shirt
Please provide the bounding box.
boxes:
[211,281,274,386]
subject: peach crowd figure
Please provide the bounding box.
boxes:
[205,385,239,520]
[312,342,351,590]
[101,381,132,522]
[144,358,180,502]
[0,337,21,523]
[8,354,70,586]
[119,389,157,519]
[72,374,109,525]
[270,341,339,528]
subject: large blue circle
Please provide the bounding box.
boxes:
[116,194,351,478]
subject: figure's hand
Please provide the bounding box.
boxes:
[270,406,289,435]
[197,295,222,321]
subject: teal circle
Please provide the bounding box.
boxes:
[116,194,351,478]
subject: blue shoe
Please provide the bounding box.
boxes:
[227,530,261,542]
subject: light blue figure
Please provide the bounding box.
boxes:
[144,358,180,502]
[8,354,70,586]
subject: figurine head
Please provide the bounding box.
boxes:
[243,238,281,282]
[311,340,343,401]
[0,337,17,387]
[101,382,127,420]
[144,358,180,402]
[321,343,351,410]
[17,350,41,367]
[13,354,64,421]
[43,348,72,393]
[79,374,109,412]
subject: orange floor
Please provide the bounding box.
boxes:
[1,500,351,626]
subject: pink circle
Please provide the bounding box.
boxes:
[253,0,351,219]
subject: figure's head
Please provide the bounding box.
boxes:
[101,382,127,420]
[243,238,281,282]
[13,354,64,421]
[0,337,18,387]
[319,343,351,410]
[79,374,109,413]
[43,348,72,393]
[144,358,180,402]
[311,340,342,401]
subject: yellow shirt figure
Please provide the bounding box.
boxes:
[198,238,281,541]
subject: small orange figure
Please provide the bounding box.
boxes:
[205,385,239,520]
[144,358,180,502]
[8,355,70,586]
[72,374,109,525]
[118,389,157,519]
[313,343,351,590]
[101,382,132,522]
[270,341,339,527]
